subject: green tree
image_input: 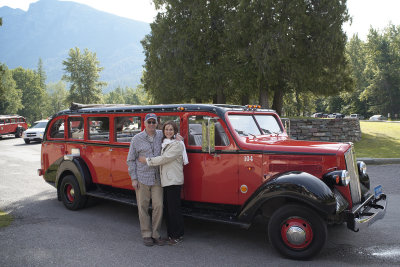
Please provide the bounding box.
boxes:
[46,81,68,116]
[36,58,47,91]
[144,0,352,115]
[12,67,46,122]
[282,90,317,117]
[124,87,141,105]
[233,0,352,114]
[103,85,150,105]
[142,1,236,104]
[361,25,400,117]
[0,63,23,114]
[342,35,369,116]
[62,47,106,104]
[132,84,151,105]
[104,87,125,104]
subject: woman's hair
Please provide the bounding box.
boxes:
[162,120,179,140]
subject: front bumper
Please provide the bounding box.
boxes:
[25,137,43,141]
[346,192,387,232]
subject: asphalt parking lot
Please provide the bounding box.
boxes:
[1,137,399,266]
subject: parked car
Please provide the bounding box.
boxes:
[369,115,386,121]
[327,113,341,118]
[350,114,364,120]
[311,113,323,118]
[0,115,28,138]
[333,113,345,118]
[22,119,49,144]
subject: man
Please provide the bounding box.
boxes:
[127,113,165,246]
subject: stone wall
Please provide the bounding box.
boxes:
[281,118,361,142]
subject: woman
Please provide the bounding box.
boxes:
[138,121,188,245]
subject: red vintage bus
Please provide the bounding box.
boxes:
[0,115,28,138]
[38,103,387,260]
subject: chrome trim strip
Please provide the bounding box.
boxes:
[345,148,362,204]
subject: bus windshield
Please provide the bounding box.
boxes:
[227,114,282,137]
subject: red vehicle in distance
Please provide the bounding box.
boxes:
[38,103,387,260]
[0,115,28,138]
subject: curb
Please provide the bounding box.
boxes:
[358,158,400,165]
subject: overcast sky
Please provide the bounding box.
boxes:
[1,0,400,40]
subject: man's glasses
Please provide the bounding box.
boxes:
[146,120,157,124]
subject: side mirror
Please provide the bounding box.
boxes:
[282,118,290,136]
[201,119,215,153]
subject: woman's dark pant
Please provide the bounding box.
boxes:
[163,185,184,239]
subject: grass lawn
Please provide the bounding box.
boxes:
[354,121,400,158]
[0,210,13,228]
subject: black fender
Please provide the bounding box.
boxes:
[55,157,92,198]
[16,126,25,132]
[15,126,24,135]
[238,171,336,223]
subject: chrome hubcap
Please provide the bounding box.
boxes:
[66,184,75,202]
[286,226,306,245]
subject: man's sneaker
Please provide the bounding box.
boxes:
[143,237,154,247]
[153,237,166,246]
[168,237,183,246]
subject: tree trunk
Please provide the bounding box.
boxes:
[213,87,226,104]
[241,93,249,106]
[272,89,284,116]
[259,84,269,109]
[295,92,301,116]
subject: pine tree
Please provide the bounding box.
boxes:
[62,47,106,104]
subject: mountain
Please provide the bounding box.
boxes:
[0,0,151,92]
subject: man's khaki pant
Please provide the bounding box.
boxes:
[136,182,163,239]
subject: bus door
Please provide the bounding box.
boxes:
[78,116,112,186]
[184,114,239,205]
[110,116,142,189]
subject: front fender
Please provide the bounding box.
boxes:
[55,157,92,196]
[238,171,336,223]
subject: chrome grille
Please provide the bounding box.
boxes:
[345,147,362,204]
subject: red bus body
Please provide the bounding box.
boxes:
[39,103,387,260]
[0,115,27,138]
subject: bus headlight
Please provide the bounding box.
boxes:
[323,170,350,186]
[357,161,367,176]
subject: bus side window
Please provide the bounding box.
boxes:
[188,116,230,147]
[69,117,84,140]
[49,119,65,139]
[88,117,109,141]
[114,116,141,143]
[157,115,180,131]
[214,122,230,146]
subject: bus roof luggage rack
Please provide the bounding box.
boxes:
[70,102,132,111]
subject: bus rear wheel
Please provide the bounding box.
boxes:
[60,175,87,210]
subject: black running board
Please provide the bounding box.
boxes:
[86,189,137,206]
[85,189,250,228]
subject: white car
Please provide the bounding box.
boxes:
[350,114,364,120]
[369,115,386,121]
[22,120,49,144]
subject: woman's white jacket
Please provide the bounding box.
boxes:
[147,140,184,187]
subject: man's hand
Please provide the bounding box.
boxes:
[138,156,147,164]
[132,179,139,190]
[176,133,184,141]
